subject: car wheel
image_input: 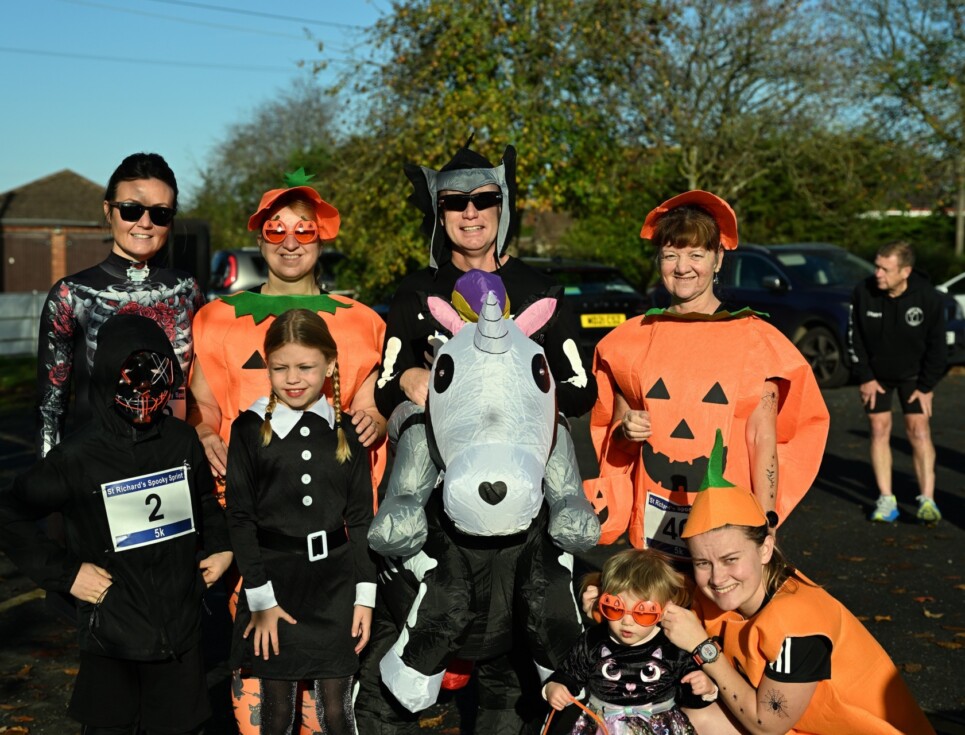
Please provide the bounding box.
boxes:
[795,326,849,389]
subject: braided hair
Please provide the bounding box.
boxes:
[259,308,351,463]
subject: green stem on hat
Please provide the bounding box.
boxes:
[283,167,315,187]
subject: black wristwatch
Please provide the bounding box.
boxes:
[692,637,722,667]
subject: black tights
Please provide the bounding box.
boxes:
[260,676,355,735]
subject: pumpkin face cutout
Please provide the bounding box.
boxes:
[641,376,733,494]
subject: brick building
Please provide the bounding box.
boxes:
[0,170,210,295]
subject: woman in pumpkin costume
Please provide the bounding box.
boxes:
[658,431,935,735]
[587,191,829,557]
[187,170,386,735]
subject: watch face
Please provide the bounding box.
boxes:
[698,642,719,662]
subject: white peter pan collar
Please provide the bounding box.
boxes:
[247,396,336,439]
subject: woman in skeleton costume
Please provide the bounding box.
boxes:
[36,152,203,457]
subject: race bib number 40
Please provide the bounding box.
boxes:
[101,465,195,551]
[643,492,692,559]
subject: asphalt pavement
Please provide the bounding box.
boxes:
[0,374,962,733]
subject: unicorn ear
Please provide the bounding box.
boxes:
[513,297,557,337]
[427,296,466,334]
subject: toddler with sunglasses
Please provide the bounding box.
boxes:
[544,549,716,735]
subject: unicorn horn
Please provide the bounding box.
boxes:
[474,291,509,354]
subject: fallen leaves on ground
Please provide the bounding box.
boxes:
[935,641,963,650]
[900,662,923,673]
[923,609,945,619]
[874,615,892,622]
[913,596,935,603]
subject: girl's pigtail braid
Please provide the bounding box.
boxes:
[260,392,278,447]
[331,362,351,464]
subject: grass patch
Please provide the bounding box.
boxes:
[0,356,36,408]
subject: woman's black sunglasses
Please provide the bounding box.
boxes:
[109,201,176,227]
[438,191,502,213]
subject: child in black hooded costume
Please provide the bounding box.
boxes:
[0,314,232,735]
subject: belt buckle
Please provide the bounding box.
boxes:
[307,530,328,561]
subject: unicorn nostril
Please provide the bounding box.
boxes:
[478,481,508,505]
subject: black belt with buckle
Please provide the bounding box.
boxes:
[257,526,348,561]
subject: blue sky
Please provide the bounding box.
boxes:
[0,0,385,200]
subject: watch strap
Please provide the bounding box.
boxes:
[692,637,722,667]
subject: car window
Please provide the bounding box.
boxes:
[774,250,872,287]
[735,254,781,290]
[550,269,637,296]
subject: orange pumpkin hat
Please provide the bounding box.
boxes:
[682,428,767,538]
[640,190,739,250]
[247,167,340,239]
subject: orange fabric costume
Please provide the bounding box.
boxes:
[693,573,935,735]
[587,309,829,553]
[191,291,387,494]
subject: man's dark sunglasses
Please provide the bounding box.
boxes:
[438,191,503,213]
[109,201,176,226]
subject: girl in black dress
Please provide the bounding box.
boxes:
[225,309,375,735]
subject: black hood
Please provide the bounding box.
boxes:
[403,134,518,270]
[89,314,184,431]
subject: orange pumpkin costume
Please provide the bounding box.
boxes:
[692,575,935,734]
[586,308,829,552]
[191,290,387,492]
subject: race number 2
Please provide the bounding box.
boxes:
[101,465,195,551]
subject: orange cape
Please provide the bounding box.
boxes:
[586,310,829,552]
[693,573,935,734]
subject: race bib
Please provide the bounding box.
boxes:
[643,492,691,559]
[101,465,195,551]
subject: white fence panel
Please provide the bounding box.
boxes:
[0,292,45,357]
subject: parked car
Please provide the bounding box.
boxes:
[207,247,348,300]
[521,257,650,359]
[650,243,965,388]
[937,271,965,314]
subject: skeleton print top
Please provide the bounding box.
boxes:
[36,252,203,456]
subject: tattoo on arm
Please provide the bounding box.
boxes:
[764,688,790,719]
[760,389,778,413]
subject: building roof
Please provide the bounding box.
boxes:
[0,170,104,226]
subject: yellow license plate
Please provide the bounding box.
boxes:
[581,313,626,328]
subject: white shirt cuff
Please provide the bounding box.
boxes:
[355,582,376,608]
[245,580,278,612]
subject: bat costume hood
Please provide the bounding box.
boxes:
[404,134,518,269]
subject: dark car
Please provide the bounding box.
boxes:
[521,257,650,358]
[651,242,964,387]
[207,247,349,300]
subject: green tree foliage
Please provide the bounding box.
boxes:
[833,0,965,255]
[575,0,846,202]
[325,0,629,298]
[187,78,338,252]
[327,0,854,296]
